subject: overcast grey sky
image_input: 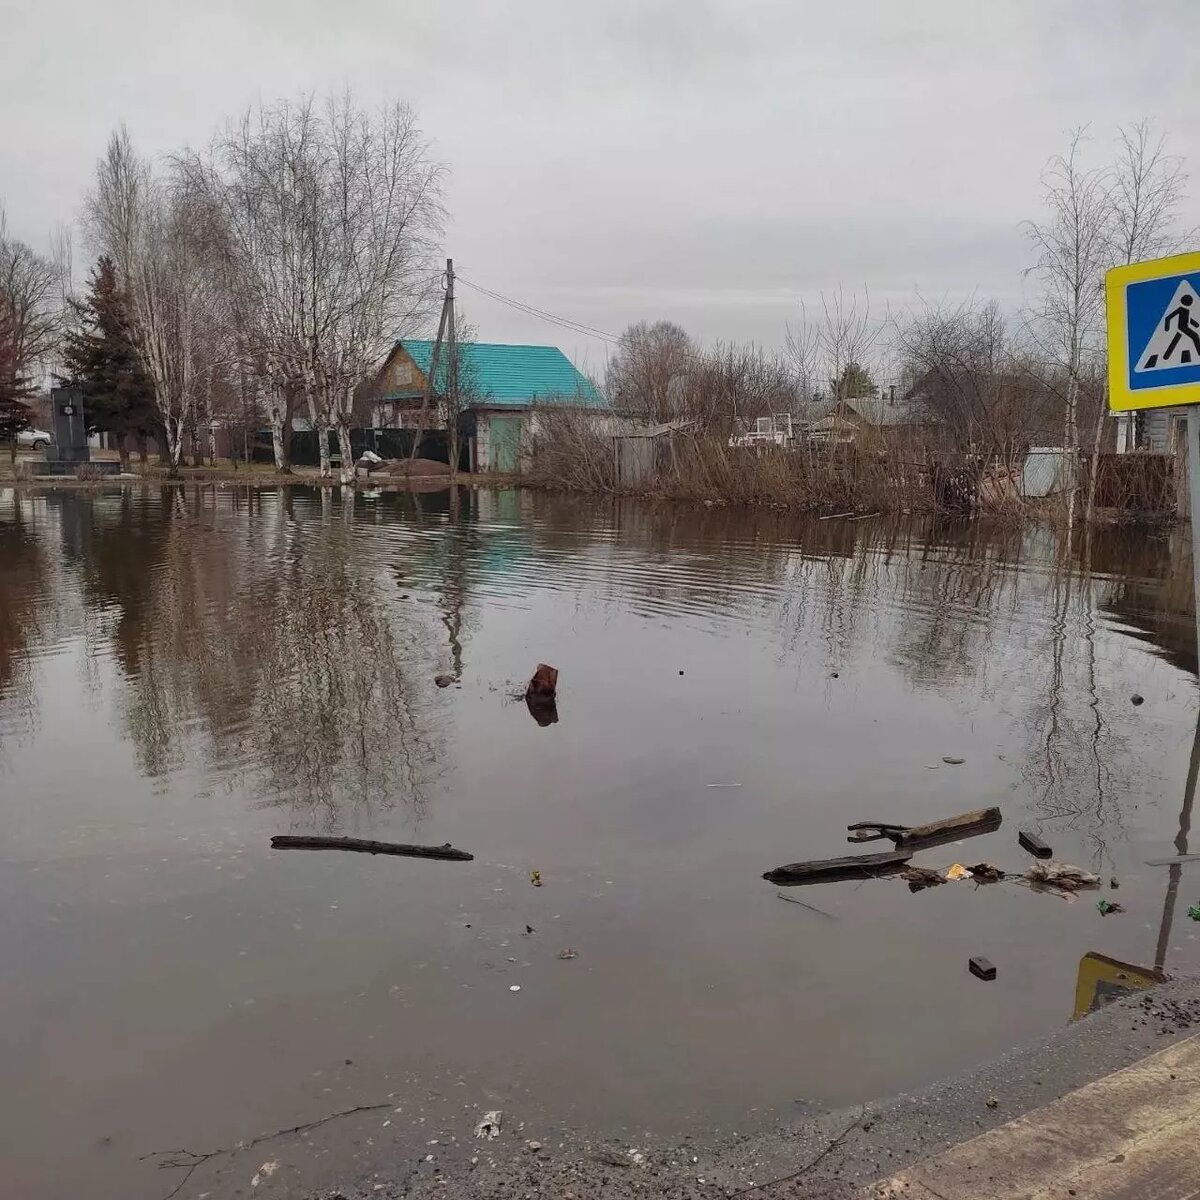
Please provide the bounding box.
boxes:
[3,0,1198,375]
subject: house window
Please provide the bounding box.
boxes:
[755,416,772,435]
[393,405,438,429]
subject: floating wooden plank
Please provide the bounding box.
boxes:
[764,849,911,886]
[270,836,473,861]
[894,806,1002,851]
[1019,830,1053,858]
[1146,853,1200,867]
[969,956,997,981]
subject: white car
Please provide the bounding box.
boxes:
[16,427,51,450]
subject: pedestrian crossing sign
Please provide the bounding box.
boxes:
[1107,251,1200,411]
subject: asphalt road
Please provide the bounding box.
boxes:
[158,975,1200,1200]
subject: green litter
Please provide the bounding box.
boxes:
[1188,903,1200,921]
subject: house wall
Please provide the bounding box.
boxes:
[472,406,617,471]
[475,412,493,470]
[1140,408,1180,454]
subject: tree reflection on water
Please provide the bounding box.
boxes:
[46,485,443,828]
[5,486,1196,855]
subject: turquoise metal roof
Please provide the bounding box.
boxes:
[393,341,606,409]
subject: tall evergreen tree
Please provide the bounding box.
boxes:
[62,256,158,469]
[0,296,34,462]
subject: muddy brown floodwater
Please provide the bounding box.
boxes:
[2,484,1199,1199]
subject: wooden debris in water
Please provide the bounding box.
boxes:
[847,807,1002,852]
[969,956,997,981]
[270,836,473,861]
[1018,830,1053,859]
[895,807,1001,850]
[764,849,911,886]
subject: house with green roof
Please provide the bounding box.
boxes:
[371,339,608,472]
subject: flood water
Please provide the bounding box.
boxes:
[2,484,1199,1198]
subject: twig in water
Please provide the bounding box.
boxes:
[776,892,838,920]
[142,1102,391,1200]
[727,1108,864,1197]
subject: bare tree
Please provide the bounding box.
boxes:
[1109,120,1189,267]
[322,95,445,484]
[86,128,217,476]
[681,341,796,438]
[896,296,1059,460]
[1081,120,1189,523]
[181,93,444,482]
[784,301,823,406]
[606,320,694,420]
[1023,128,1111,529]
[816,287,882,405]
[179,98,329,473]
[0,207,62,387]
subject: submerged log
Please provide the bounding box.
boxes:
[764,849,912,886]
[270,836,474,861]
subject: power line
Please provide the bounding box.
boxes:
[455,275,621,345]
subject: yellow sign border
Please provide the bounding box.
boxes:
[1107,250,1200,412]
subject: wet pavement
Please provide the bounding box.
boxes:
[2,484,1199,1198]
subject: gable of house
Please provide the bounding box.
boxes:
[380,340,605,409]
[376,345,429,397]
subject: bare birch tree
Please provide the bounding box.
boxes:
[179,99,327,472]
[86,128,215,475]
[180,94,443,482]
[1023,128,1111,529]
[322,95,445,483]
[1081,120,1189,522]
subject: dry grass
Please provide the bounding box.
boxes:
[1087,452,1176,520]
[525,411,1180,521]
[527,410,953,513]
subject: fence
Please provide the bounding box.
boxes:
[252,428,470,471]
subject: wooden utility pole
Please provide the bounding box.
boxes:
[410,258,453,461]
[445,259,459,478]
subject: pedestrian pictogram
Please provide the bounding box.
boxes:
[1107,251,1200,412]
[1135,280,1200,371]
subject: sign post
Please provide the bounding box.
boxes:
[1106,251,1200,660]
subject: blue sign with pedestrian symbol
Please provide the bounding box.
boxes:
[1107,252,1200,411]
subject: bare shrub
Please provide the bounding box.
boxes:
[527,415,953,514]
[525,407,615,491]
